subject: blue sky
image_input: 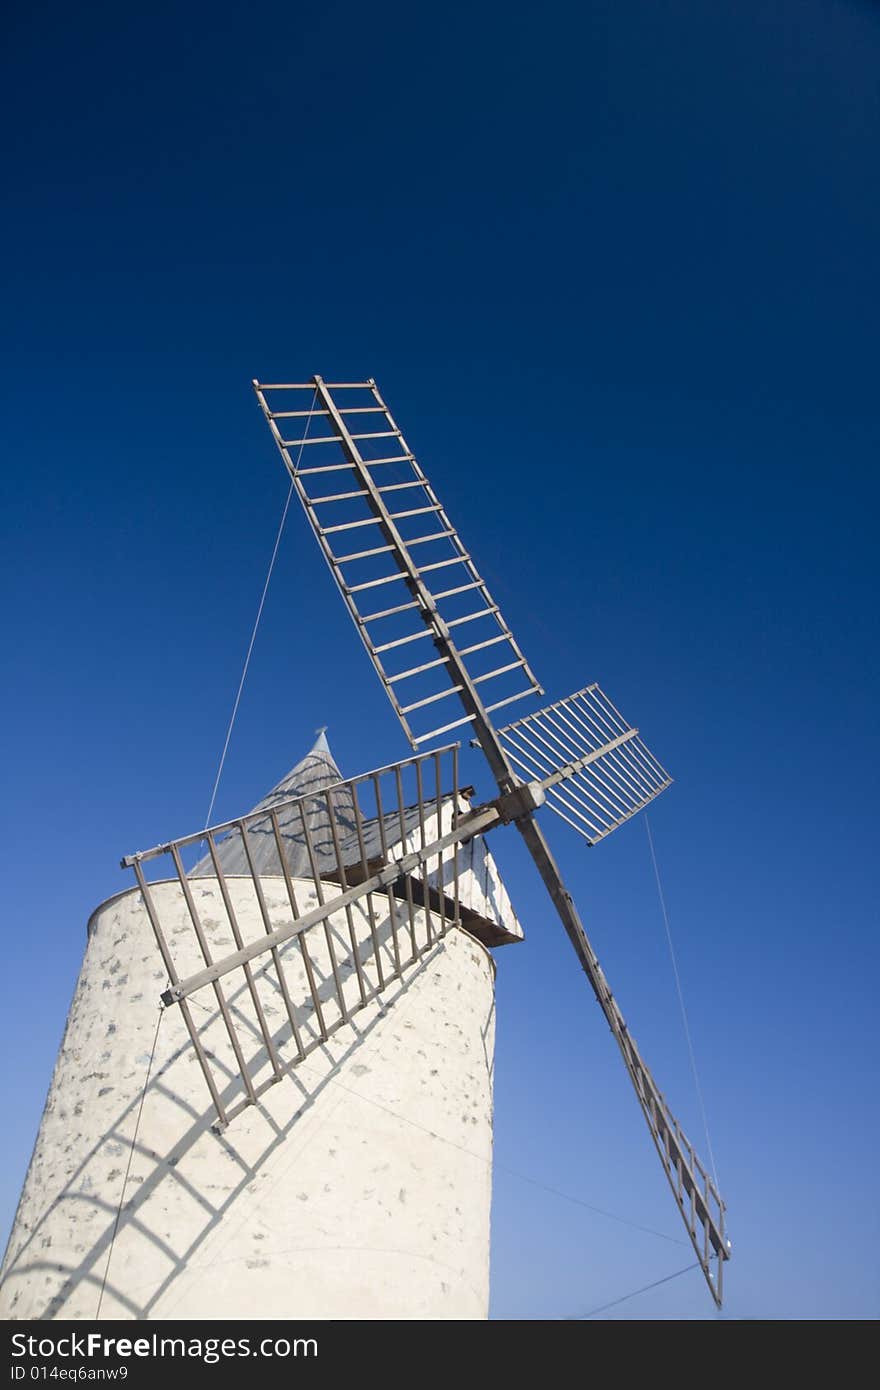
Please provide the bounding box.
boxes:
[2,0,878,1319]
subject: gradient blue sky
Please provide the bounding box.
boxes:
[2,0,878,1320]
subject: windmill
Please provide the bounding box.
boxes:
[0,375,728,1321]
[139,374,728,1305]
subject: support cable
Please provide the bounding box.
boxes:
[203,389,318,829]
[570,1261,700,1319]
[645,812,721,1191]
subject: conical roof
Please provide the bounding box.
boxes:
[190,730,358,880]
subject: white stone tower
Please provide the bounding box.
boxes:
[0,732,522,1321]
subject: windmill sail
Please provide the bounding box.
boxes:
[252,376,729,1305]
[123,745,503,1127]
[253,378,542,750]
[498,683,673,844]
[514,810,728,1303]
